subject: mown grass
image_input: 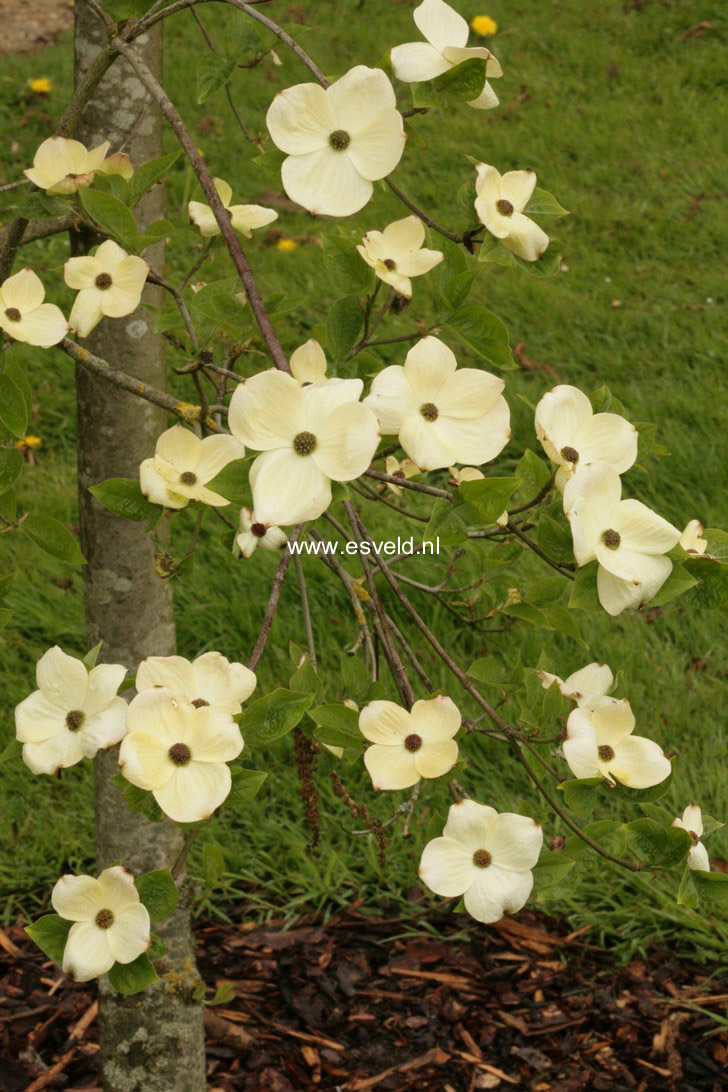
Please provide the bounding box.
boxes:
[1,0,726,963]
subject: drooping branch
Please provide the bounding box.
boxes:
[247,528,302,671]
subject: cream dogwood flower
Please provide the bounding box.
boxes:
[364,336,510,471]
[564,465,681,616]
[228,370,379,525]
[188,177,278,238]
[136,651,256,716]
[15,646,127,775]
[236,508,288,558]
[359,696,460,790]
[119,688,244,823]
[419,799,543,923]
[64,241,149,338]
[391,0,502,110]
[384,455,420,496]
[672,803,710,872]
[356,216,443,298]
[679,520,707,555]
[290,339,327,385]
[266,65,405,217]
[0,268,67,347]
[24,136,132,194]
[535,385,638,490]
[52,866,151,982]
[537,662,614,709]
[140,425,244,510]
[474,164,548,262]
[563,699,671,788]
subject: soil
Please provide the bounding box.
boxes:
[0,0,73,56]
[1,906,726,1090]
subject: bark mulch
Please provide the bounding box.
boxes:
[1,906,726,1091]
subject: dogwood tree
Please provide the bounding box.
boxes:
[1,1,726,1089]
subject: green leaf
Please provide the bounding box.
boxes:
[683,557,728,609]
[205,459,249,507]
[340,654,371,704]
[83,641,103,668]
[135,869,178,923]
[89,478,160,522]
[107,953,159,995]
[438,269,481,315]
[423,498,467,546]
[432,57,486,100]
[147,933,166,960]
[127,151,181,208]
[609,763,674,805]
[240,689,314,745]
[227,767,268,806]
[568,563,602,611]
[478,233,565,277]
[625,818,680,866]
[699,814,725,837]
[644,562,698,608]
[0,374,29,438]
[0,448,23,496]
[326,295,363,361]
[677,865,699,908]
[112,774,165,822]
[410,80,448,110]
[537,514,574,566]
[0,738,22,766]
[691,870,728,902]
[557,777,603,819]
[131,219,175,253]
[80,189,137,248]
[322,234,373,291]
[207,982,236,1006]
[309,703,363,752]
[704,528,728,562]
[26,914,72,964]
[638,803,674,826]
[289,654,323,701]
[515,449,551,500]
[196,53,238,104]
[523,188,570,219]
[445,304,515,371]
[531,850,575,889]
[4,360,33,422]
[590,385,625,415]
[458,476,520,525]
[22,515,85,565]
[564,819,627,859]
[467,658,521,693]
[202,841,225,886]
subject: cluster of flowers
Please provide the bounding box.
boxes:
[533,385,705,614]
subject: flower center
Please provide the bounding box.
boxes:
[65,709,86,732]
[602,529,621,550]
[496,199,514,216]
[472,849,492,868]
[4,307,21,322]
[251,522,267,538]
[329,129,351,151]
[688,830,699,845]
[404,733,422,752]
[191,698,209,708]
[392,470,405,480]
[383,258,397,271]
[168,742,192,766]
[420,403,439,422]
[95,908,114,929]
[598,745,615,762]
[560,446,579,465]
[293,431,317,456]
[95,273,113,290]
[180,471,197,485]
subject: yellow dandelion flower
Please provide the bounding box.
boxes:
[276,238,298,253]
[29,78,52,94]
[471,15,498,36]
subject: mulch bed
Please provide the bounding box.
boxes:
[1,906,726,1090]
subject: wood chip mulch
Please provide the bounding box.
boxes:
[1,906,726,1090]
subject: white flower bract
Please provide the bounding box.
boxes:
[236,508,288,558]
[52,866,151,982]
[384,455,420,496]
[290,339,328,385]
[391,0,502,110]
[119,688,244,823]
[0,268,67,347]
[136,650,256,716]
[419,799,543,923]
[564,465,680,616]
[535,384,638,490]
[228,369,379,525]
[672,803,710,872]
[537,662,614,709]
[15,646,127,775]
[24,136,132,194]
[679,520,707,555]
[356,216,443,299]
[563,699,671,788]
[364,335,510,471]
[188,177,278,238]
[139,424,244,510]
[64,241,149,338]
[359,696,461,790]
[266,65,405,217]
[474,163,549,262]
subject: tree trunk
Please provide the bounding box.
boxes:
[73,5,206,1089]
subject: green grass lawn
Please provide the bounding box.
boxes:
[1,0,726,963]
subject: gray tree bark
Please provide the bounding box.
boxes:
[73,5,206,1088]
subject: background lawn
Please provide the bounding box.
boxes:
[1,0,726,964]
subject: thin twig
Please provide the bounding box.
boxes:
[294,554,317,670]
[247,527,302,671]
